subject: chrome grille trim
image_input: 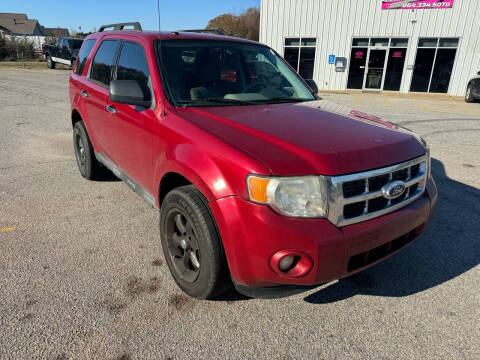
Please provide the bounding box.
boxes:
[326,155,428,227]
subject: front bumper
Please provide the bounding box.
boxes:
[210,177,437,290]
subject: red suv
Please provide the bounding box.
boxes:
[69,23,437,299]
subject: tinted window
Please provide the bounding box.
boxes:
[69,39,83,50]
[60,39,68,48]
[418,38,438,47]
[115,41,151,99]
[284,47,299,70]
[410,48,436,92]
[75,39,96,75]
[429,48,457,93]
[347,47,367,89]
[384,48,407,91]
[285,38,300,46]
[391,38,408,47]
[90,40,120,86]
[299,47,315,79]
[352,38,369,47]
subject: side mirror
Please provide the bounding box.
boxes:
[109,80,151,108]
[306,79,318,94]
[477,71,480,76]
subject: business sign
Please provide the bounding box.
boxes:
[355,51,365,59]
[382,1,454,10]
[328,54,335,64]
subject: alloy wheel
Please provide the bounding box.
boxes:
[75,134,86,168]
[165,210,201,283]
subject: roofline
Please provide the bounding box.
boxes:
[85,30,259,45]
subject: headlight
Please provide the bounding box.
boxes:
[247,175,328,218]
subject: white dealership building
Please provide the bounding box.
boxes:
[259,0,480,96]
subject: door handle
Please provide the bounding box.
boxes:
[80,90,88,97]
[106,105,117,114]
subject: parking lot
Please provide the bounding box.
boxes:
[0,68,479,359]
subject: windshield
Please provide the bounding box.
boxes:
[69,40,83,50]
[158,39,315,106]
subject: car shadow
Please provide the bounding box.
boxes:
[303,158,479,304]
[92,167,121,182]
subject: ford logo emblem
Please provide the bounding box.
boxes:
[382,180,406,200]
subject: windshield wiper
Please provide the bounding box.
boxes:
[255,97,311,104]
[174,98,256,107]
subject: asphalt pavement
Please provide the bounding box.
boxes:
[0,68,479,359]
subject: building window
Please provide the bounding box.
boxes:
[410,38,459,93]
[347,37,408,91]
[284,37,316,80]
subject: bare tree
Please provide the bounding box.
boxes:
[206,7,260,41]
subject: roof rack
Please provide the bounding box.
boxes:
[179,29,225,35]
[98,22,142,32]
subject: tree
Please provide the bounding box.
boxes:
[205,7,260,41]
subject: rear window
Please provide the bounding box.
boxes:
[89,40,121,86]
[75,39,96,75]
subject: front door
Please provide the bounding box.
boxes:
[106,40,154,193]
[363,49,387,90]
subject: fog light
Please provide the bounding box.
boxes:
[269,250,313,278]
[278,255,299,272]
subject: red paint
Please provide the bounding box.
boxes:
[70,30,436,290]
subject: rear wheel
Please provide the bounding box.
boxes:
[465,84,475,103]
[73,121,102,180]
[46,55,55,69]
[160,185,230,299]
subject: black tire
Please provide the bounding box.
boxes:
[46,55,55,69]
[160,185,230,299]
[465,84,475,103]
[73,121,102,180]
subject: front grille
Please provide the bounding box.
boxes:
[343,179,365,198]
[328,155,428,226]
[347,226,423,272]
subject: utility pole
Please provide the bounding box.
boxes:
[157,0,161,31]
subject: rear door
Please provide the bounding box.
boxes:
[106,40,155,192]
[84,38,121,155]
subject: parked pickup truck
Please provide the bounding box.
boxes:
[69,22,437,299]
[43,37,83,69]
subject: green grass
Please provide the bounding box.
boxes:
[0,61,71,70]
[0,61,47,69]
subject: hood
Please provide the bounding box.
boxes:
[175,99,426,176]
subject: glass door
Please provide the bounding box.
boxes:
[363,49,387,90]
[347,47,368,89]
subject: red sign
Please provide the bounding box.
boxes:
[382,1,454,10]
[393,51,403,58]
[355,51,364,59]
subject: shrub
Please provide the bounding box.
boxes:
[0,36,36,60]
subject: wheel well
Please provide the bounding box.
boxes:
[159,172,192,206]
[72,109,82,128]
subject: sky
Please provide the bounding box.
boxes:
[1,0,260,33]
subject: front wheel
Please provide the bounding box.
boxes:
[46,55,55,69]
[160,185,230,299]
[465,84,475,103]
